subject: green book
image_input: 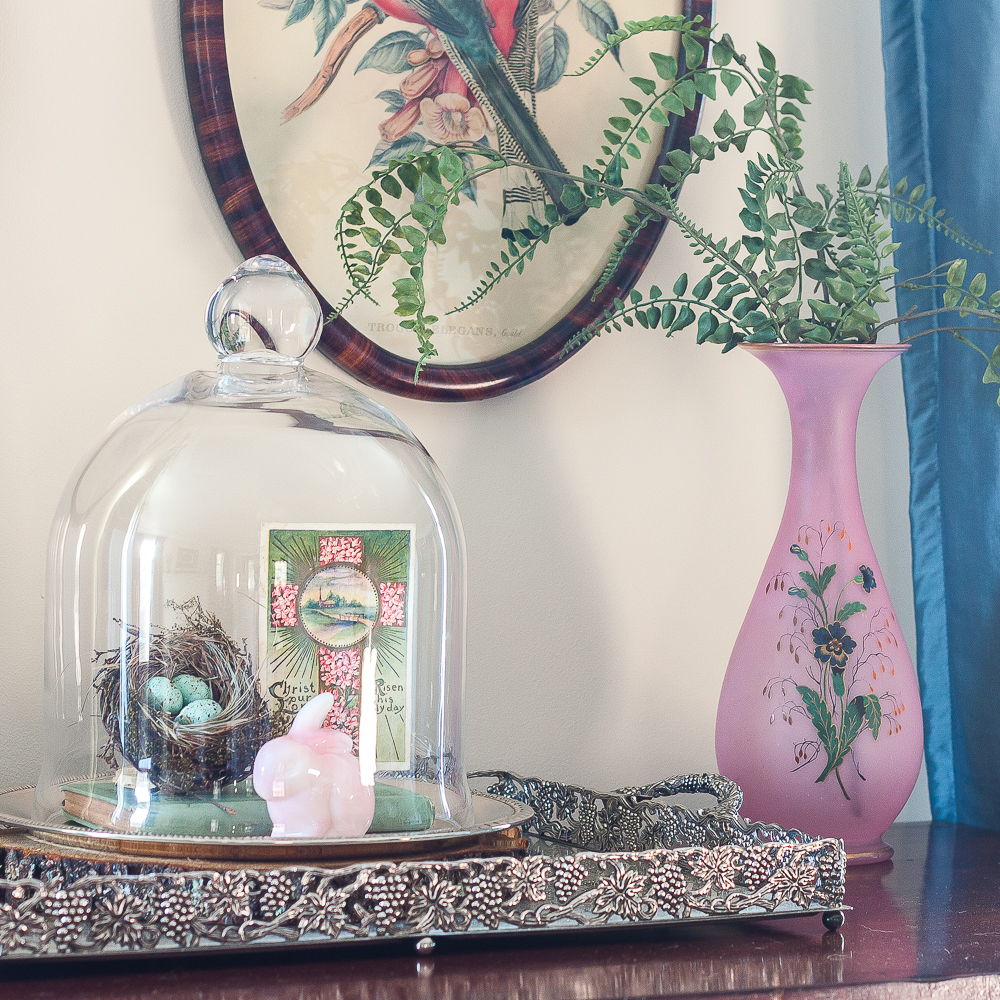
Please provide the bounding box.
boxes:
[61,780,272,837]
[369,781,436,833]
[61,780,434,837]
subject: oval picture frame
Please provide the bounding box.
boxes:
[182,0,714,401]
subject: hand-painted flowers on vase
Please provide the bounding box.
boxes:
[764,523,906,801]
[811,621,857,695]
[716,344,923,864]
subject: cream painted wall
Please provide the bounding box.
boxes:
[0,1,931,820]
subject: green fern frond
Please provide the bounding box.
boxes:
[839,162,881,266]
[566,15,698,76]
[868,176,990,254]
[449,233,546,315]
[592,213,652,299]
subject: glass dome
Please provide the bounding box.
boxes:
[35,256,471,842]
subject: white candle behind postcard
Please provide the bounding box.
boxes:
[0,0,928,820]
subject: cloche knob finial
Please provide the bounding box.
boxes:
[206,255,323,362]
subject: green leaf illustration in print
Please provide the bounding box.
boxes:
[576,0,621,66]
[266,0,623,214]
[312,0,347,54]
[355,31,425,75]
[764,522,907,800]
[536,21,570,92]
[367,132,427,170]
[283,0,347,55]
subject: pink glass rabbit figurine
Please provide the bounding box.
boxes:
[252,692,375,838]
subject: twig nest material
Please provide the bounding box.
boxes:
[94,598,271,793]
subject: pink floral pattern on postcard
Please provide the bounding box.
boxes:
[320,535,363,565]
[319,647,361,691]
[379,582,407,627]
[324,688,360,750]
[270,584,299,628]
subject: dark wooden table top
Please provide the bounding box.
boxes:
[3,820,1000,999]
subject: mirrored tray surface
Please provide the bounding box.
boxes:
[0,786,533,862]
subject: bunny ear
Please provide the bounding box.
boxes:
[289,692,336,736]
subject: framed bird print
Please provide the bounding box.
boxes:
[182,0,714,400]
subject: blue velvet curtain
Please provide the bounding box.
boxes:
[881,1,1000,826]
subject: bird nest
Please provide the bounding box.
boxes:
[93,598,271,794]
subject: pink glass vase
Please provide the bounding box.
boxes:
[715,344,923,865]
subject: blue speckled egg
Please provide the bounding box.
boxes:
[146,677,183,716]
[172,674,212,706]
[175,698,223,726]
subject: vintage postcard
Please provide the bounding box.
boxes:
[260,523,414,769]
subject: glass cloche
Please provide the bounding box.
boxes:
[34,256,471,844]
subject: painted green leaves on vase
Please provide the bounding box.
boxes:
[795,685,886,795]
[765,523,905,800]
[860,692,883,739]
[796,685,836,767]
[799,564,836,599]
[838,600,866,622]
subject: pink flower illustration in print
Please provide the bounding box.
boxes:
[324,688,360,750]
[320,536,363,565]
[419,93,488,143]
[271,584,299,628]
[379,582,407,627]
[319,647,361,691]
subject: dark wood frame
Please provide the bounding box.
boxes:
[181,0,715,401]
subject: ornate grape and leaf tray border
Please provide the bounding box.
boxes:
[0,772,845,960]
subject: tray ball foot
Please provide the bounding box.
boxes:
[822,909,845,931]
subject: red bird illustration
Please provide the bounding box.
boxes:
[283,0,583,235]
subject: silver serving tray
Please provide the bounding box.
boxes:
[0,786,532,862]
[0,772,847,961]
